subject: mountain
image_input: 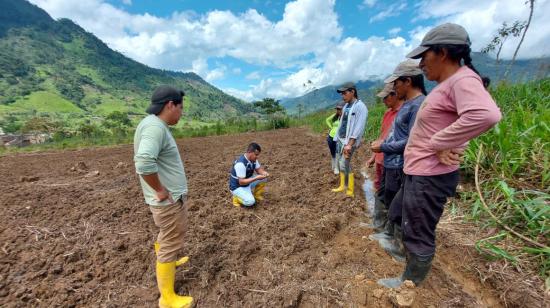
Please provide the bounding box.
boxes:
[280,80,380,115]
[0,0,253,120]
[282,52,549,115]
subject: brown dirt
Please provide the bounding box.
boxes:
[0,127,544,307]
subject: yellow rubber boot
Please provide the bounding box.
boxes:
[156,261,193,308]
[331,173,346,192]
[232,196,243,207]
[346,173,355,197]
[253,183,266,201]
[154,242,189,267]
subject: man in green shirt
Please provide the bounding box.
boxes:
[134,85,192,308]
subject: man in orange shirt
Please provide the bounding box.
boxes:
[366,83,403,230]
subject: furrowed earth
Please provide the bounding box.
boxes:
[0,128,544,307]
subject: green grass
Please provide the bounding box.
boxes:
[76,66,110,89]
[458,79,550,278]
[0,114,290,155]
[11,91,83,113]
[93,98,129,114]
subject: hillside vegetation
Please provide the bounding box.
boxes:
[0,0,252,122]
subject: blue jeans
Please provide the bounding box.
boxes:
[336,141,356,179]
[230,179,267,207]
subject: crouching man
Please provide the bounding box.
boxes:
[229,143,269,207]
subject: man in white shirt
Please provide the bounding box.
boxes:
[229,143,269,207]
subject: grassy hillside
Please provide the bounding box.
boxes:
[0,0,253,122]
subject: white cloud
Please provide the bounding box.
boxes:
[223,87,256,102]
[369,1,407,23]
[244,36,414,100]
[364,0,377,7]
[246,71,261,80]
[359,0,377,10]
[28,0,550,102]
[121,0,132,5]
[388,27,402,36]
[414,0,550,59]
[232,67,242,75]
[205,67,225,82]
[29,0,341,77]
[191,58,226,82]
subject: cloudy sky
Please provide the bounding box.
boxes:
[29,0,550,101]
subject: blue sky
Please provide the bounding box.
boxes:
[30,0,550,101]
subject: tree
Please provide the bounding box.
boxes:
[20,116,61,133]
[297,103,305,118]
[103,111,131,129]
[481,21,525,64]
[253,98,286,115]
[0,115,22,133]
[506,0,536,77]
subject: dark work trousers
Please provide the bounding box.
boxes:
[371,167,386,229]
[384,168,404,225]
[327,134,337,158]
[376,166,386,204]
[401,171,459,256]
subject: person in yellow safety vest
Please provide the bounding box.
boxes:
[326,101,345,174]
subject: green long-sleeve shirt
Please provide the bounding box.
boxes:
[325,114,340,138]
[133,115,188,206]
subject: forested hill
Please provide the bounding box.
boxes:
[0,0,253,120]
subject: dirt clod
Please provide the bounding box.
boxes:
[389,289,416,307]
[19,176,39,182]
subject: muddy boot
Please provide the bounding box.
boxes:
[377,252,434,288]
[378,224,406,262]
[402,253,433,285]
[331,173,346,192]
[368,221,393,241]
[366,195,387,230]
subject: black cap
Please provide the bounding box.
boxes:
[146,85,185,115]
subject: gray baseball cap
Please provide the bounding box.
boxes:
[384,59,423,83]
[407,23,471,59]
[376,83,395,98]
[336,82,356,93]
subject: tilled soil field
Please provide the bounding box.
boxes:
[0,128,543,307]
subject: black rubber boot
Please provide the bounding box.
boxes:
[377,252,434,288]
[402,253,433,285]
[366,193,387,231]
[369,221,393,241]
[378,224,406,262]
